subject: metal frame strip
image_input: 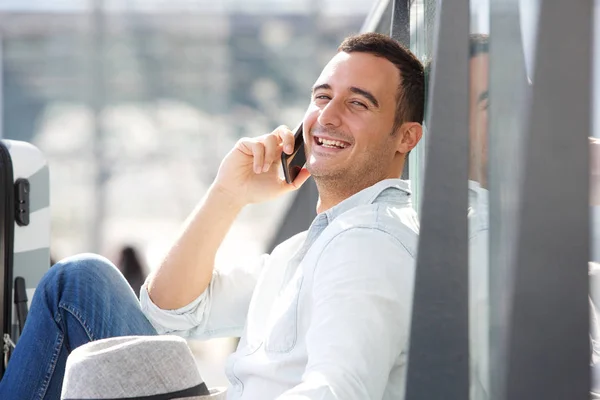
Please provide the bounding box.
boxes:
[390,0,411,180]
[505,1,592,398]
[405,0,470,397]
[487,1,530,399]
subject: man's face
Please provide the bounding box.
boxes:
[302,51,404,191]
[469,53,489,187]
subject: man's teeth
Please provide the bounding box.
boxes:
[317,137,347,148]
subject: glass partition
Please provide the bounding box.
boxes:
[468,2,490,399]
[407,0,436,213]
[408,0,597,397]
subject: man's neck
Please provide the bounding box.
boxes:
[313,164,405,214]
[314,178,390,214]
[315,193,344,215]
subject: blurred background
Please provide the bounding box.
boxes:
[0,0,374,386]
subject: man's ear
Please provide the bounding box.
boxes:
[396,122,423,154]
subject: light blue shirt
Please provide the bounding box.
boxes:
[141,179,419,399]
[468,181,490,400]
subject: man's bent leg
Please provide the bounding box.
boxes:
[0,254,158,400]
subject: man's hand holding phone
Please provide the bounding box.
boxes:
[213,125,310,207]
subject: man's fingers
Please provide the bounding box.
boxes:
[244,126,298,174]
[282,167,311,191]
[262,134,281,172]
[274,125,296,155]
[251,142,265,174]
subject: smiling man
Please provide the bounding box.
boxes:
[0,33,424,400]
[307,43,423,211]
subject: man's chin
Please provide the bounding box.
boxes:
[306,162,334,179]
[307,166,345,182]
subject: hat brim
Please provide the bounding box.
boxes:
[174,387,227,400]
[64,385,226,400]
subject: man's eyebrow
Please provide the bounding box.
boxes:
[478,90,489,104]
[312,83,331,93]
[350,86,379,108]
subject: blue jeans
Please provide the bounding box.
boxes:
[0,254,157,400]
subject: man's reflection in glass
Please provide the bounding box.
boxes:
[465,34,600,399]
[589,136,600,397]
[467,33,490,400]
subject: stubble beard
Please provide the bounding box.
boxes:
[310,152,390,202]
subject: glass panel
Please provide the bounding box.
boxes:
[375,0,394,36]
[503,0,592,396]
[468,2,490,400]
[410,0,595,397]
[591,0,600,393]
[591,0,600,264]
[478,1,533,398]
[408,0,436,213]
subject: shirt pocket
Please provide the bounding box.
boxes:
[264,271,304,354]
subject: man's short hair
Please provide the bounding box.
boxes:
[338,33,425,131]
[421,33,490,122]
[470,33,489,57]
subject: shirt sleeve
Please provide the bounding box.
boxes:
[139,254,269,340]
[276,227,416,400]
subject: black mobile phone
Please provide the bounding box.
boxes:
[281,124,306,184]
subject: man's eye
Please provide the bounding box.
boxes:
[315,95,330,100]
[351,101,367,109]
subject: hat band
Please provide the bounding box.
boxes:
[64,382,210,400]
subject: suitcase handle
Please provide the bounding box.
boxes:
[14,277,28,334]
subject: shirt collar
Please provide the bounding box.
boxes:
[468,180,489,209]
[323,179,412,224]
[468,180,489,227]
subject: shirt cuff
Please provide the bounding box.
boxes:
[139,281,209,336]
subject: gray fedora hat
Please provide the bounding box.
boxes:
[61,335,226,400]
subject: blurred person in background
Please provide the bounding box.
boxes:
[0,32,424,400]
[116,245,147,298]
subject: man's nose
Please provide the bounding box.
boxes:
[317,99,343,128]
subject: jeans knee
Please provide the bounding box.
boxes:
[40,253,124,295]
